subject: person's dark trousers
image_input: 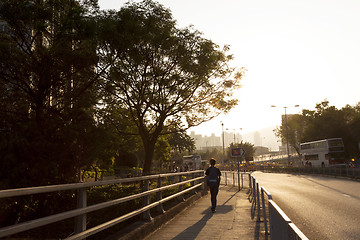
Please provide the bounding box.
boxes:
[209,184,219,211]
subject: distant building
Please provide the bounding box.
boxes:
[189,131,244,151]
[189,131,221,150]
[189,126,281,152]
[203,133,221,149]
[223,131,243,147]
[254,131,261,146]
[189,131,203,150]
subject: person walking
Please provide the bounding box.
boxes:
[205,158,221,213]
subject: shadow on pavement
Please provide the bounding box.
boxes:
[171,212,213,240]
[171,189,236,240]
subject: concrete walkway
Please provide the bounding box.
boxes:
[144,186,266,240]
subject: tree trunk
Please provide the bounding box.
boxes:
[143,140,156,174]
[139,118,165,175]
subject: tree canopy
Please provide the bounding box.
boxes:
[98,0,244,173]
[0,0,105,188]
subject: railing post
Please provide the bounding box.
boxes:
[249,174,252,189]
[261,188,269,235]
[178,174,184,201]
[75,187,87,234]
[156,176,165,214]
[252,177,256,203]
[256,181,261,221]
[237,171,240,191]
[225,172,227,186]
[233,172,235,187]
[143,179,152,221]
[241,173,244,189]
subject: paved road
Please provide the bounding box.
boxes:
[252,171,360,240]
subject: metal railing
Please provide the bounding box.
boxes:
[249,175,309,240]
[221,171,250,190]
[0,170,205,239]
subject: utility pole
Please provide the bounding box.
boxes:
[221,122,224,164]
[271,105,299,166]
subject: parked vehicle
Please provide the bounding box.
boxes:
[183,154,202,170]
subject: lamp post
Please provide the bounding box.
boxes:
[226,128,243,145]
[226,128,243,173]
[271,105,299,165]
[221,121,225,164]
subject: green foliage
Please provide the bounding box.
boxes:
[0,0,103,188]
[168,129,196,153]
[95,107,144,171]
[166,130,196,171]
[0,1,114,234]
[200,147,223,161]
[0,191,77,237]
[85,184,143,239]
[275,100,360,158]
[274,113,305,155]
[114,152,139,168]
[153,135,171,170]
[227,142,255,163]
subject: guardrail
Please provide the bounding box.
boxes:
[0,170,205,239]
[249,174,309,240]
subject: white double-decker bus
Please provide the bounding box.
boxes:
[300,138,346,167]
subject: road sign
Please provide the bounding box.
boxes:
[231,148,245,157]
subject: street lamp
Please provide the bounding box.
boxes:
[226,128,243,145]
[225,128,243,174]
[220,121,225,164]
[271,105,299,165]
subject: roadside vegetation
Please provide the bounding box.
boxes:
[275,100,360,159]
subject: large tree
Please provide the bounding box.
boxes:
[98,0,244,173]
[0,0,102,187]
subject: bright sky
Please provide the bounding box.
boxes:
[98,0,360,146]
